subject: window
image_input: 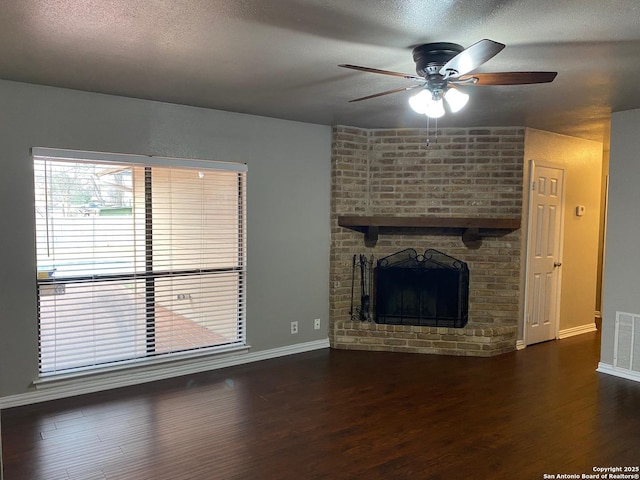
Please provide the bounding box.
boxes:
[33,148,246,376]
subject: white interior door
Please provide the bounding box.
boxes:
[525,162,564,345]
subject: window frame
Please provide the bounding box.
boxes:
[32,147,247,377]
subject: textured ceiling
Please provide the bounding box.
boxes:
[1,0,640,143]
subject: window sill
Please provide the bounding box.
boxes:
[33,344,251,390]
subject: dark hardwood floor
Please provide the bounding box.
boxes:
[3,332,640,479]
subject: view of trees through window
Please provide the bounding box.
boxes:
[36,161,132,217]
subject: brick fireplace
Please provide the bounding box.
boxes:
[330,126,524,356]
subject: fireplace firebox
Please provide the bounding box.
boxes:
[375,249,469,328]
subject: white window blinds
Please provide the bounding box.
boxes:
[33,148,247,376]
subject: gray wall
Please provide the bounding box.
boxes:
[0,80,331,397]
[601,108,640,365]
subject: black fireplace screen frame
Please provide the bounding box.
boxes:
[375,249,469,328]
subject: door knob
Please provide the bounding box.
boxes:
[553,262,562,267]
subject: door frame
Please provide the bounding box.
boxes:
[522,159,567,347]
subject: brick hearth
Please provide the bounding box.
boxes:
[333,321,517,357]
[330,125,524,356]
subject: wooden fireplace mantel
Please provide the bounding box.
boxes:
[337,215,521,247]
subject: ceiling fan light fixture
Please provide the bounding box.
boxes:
[408,89,431,114]
[444,87,469,113]
[425,96,445,118]
[409,89,445,118]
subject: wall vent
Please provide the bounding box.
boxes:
[614,311,640,373]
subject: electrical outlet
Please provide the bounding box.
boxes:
[314,318,321,330]
[291,321,298,334]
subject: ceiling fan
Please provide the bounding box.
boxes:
[339,39,557,118]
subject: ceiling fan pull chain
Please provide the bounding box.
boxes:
[425,116,430,147]
[435,116,438,144]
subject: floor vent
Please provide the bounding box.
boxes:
[614,311,640,373]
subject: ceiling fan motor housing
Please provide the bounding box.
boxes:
[412,42,464,77]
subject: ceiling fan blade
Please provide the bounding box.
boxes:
[452,71,558,86]
[348,85,423,103]
[339,64,423,81]
[439,39,505,78]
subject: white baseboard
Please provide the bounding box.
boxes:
[597,362,640,383]
[0,339,330,409]
[516,340,526,350]
[558,323,597,339]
